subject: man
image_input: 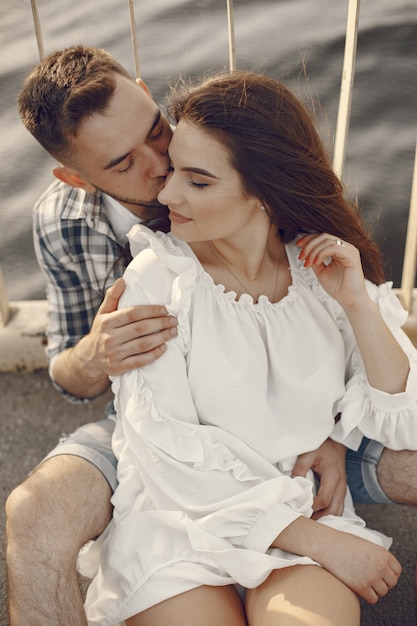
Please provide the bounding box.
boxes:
[5,45,417,625]
[6,45,176,625]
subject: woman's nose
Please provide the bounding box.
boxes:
[157,183,169,206]
[157,170,176,206]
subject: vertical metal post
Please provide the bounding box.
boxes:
[30,0,45,60]
[226,0,236,71]
[0,269,11,326]
[128,0,141,79]
[332,0,360,179]
[400,138,417,311]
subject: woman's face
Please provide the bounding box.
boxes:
[157,120,262,243]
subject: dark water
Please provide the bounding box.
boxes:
[1,0,416,300]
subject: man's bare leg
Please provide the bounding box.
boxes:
[376,449,417,505]
[6,455,112,626]
[376,448,417,593]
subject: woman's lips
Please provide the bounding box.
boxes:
[168,210,192,224]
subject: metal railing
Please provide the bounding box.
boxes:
[0,0,416,368]
[332,0,416,313]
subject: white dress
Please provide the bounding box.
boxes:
[79,226,417,625]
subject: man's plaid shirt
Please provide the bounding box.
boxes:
[34,180,127,361]
[33,179,168,400]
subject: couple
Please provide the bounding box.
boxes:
[7,46,417,625]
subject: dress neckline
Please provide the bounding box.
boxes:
[181,239,299,307]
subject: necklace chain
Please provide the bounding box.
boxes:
[209,242,280,302]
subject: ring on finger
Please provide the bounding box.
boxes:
[335,238,345,247]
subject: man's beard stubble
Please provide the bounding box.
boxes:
[95,184,169,223]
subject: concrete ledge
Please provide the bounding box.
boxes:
[0,300,48,372]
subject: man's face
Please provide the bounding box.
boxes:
[70,75,172,218]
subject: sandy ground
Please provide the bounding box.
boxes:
[1,369,416,625]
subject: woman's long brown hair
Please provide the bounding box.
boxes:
[168,70,385,285]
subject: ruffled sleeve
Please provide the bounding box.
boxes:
[329,280,417,450]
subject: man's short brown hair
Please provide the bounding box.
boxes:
[19,45,132,163]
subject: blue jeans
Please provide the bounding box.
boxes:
[346,437,395,504]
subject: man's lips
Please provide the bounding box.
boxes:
[168,210,192,224]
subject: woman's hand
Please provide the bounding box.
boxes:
[272,516,402,604]
[297,233,409,394]
[296,233,369,312]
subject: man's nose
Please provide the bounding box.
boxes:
[147,147,170,178]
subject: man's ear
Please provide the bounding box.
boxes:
[53,166,96,192]
[136,77,153,99]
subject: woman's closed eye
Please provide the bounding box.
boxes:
[189,179,208,189]
[167,160,209,188]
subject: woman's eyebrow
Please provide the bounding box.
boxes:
[181,167,220,179]
[167,145,220,179]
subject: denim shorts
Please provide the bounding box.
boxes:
[41,401,118,492]
[346,437,395,504]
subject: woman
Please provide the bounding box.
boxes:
[80,71,417,625]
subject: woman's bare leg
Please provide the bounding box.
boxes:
[246,565,360,626]
[126,585,247,626]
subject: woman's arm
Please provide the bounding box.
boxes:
[272,516,401,603]
[296,233,410,394]
[341,298,409,393]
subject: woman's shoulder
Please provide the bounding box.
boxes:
[122,225,198,305]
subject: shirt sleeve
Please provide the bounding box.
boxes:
[33,183,122,402]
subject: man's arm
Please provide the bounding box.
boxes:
[52,278,178,398]
[33,184,178,399]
